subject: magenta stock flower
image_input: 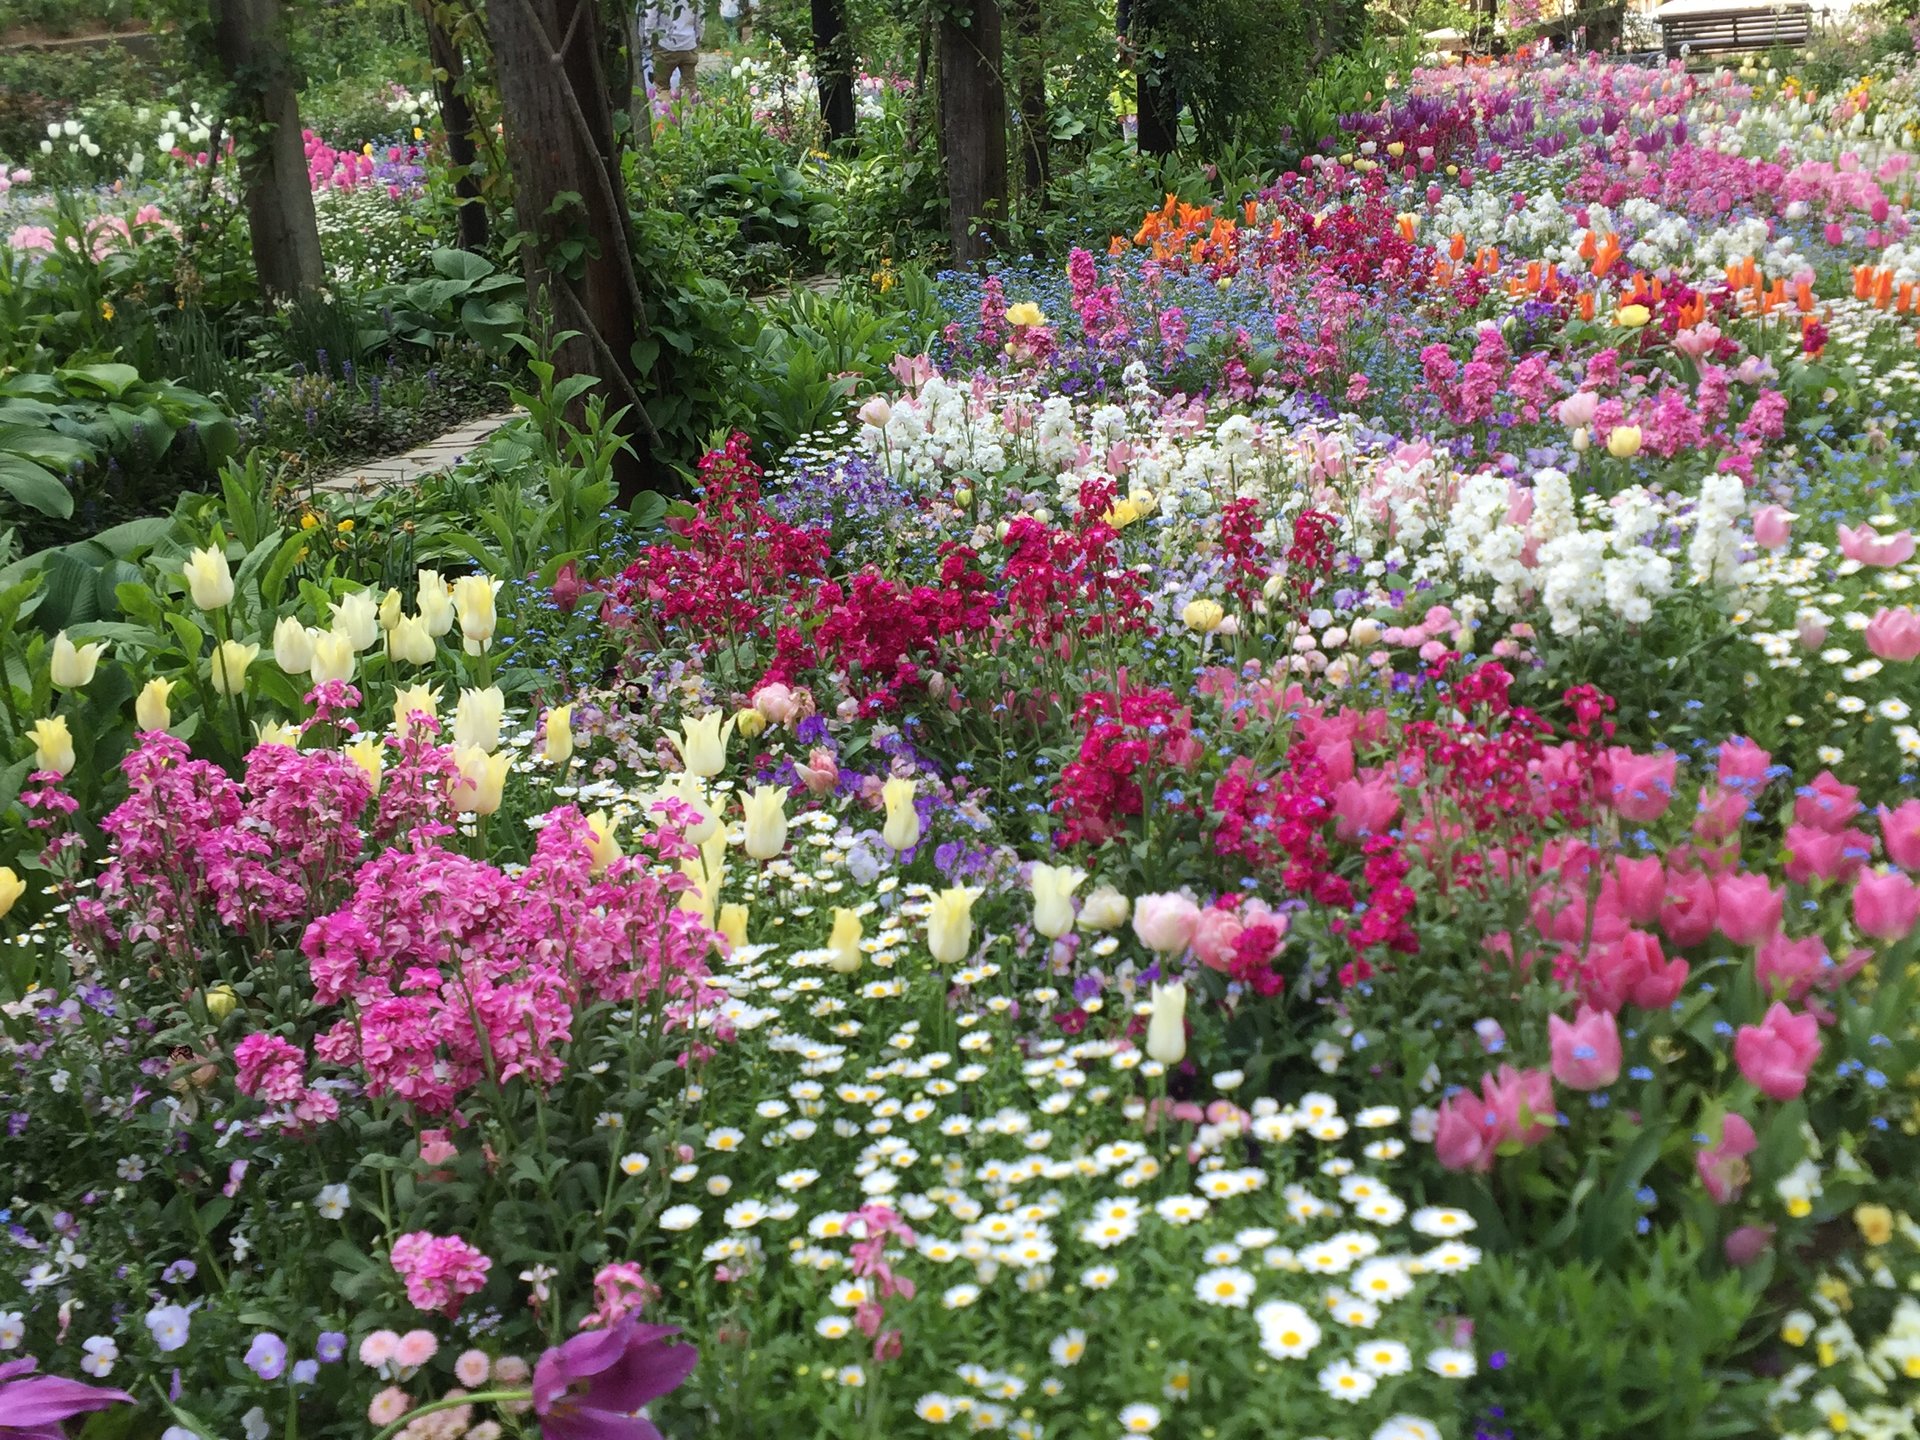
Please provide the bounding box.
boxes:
[389,1231,492,1317]
[1734,1003,1821,1101]
[532,1318,697,1440]
[0,1357,133,1439]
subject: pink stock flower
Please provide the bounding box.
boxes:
[1548,1006,1621,1090]
[1733,1003,1821,1101]
[1851,868,1920,941]
[580,1262,661,1331]
[1864,607,1920,662]
[1713,872,1784,945]
[1695,1111,1757,1204]
[389,1231,493,1318]
[1881,800,1920,872]
[1602,747,1677,823]
[1836,522,1916,567]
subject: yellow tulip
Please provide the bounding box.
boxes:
[452,575,499,655]
[331,591,380,652]
[1182,598,1226,634]
[392,683,439,732]
[717,902,750,951]
[585,809,622,875]
[1606,425,1643,460]
[1004,301,1046,327]
[49,631,107,690]
[29,716,75,775]
[1145,981,1188,1064]
[210,640,258,696]
[1029,862,1088,940]
[134,677,174,732]
[0,865,25,918]
[182,545,234,610]
[454,686,505,753]
[308,628,355,685]
[253,718,300,747]
[544,704,574,766]
[273,616,314,674]
[734,706,769,740]
[881,775,920,853]
[377,587,404,631]
[1078,884,1131,931]
[826,906,863,973]
[387,614,436,667]
[650,772,720,844]
[740,784,790,860]
[1615,303,1652,328]
[204,984,238,1020]
[416,569,456,637]
[678,831,729,927]
[451,745,510,815]
[344,736,384,796]
[926,886,980,966]
[669,711,736,778]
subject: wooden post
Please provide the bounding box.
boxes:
[209,0,325,299]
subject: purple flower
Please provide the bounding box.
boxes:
[291,1359,319,1386]
[315,1332,347,1363]
[161,1259,197,1285]
[0,1356,134,1438]
[532,1319,696,1440]
[243,1333,287,1381]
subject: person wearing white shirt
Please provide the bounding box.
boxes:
[642,0,703,98]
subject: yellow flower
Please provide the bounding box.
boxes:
[392,683,440,732]
[308,628,356,685]
[586,809,621,875]
[717,902,749,950]
[387,614,436,667]
[739,784,790,860]
[734,706,769,740]
[669,712,736,779]
[204,984,237,1020]
[416,570,456,637]
[331,591,380,651]
[1182,598,1226,634]
[344,737,384,796]
[1615,303,1652,328]
[49,631,107,690]
[881,775,920,852]
[182,545,234,610]
[273,615,314,674]
[300,512,319,530]
[1145,981,1187,1064]
[254,718,300,747]
[0,865,26,919]
[826,907,863,973]
[544,705,574,766]
[1856,1204,1894,1246]
[1606,425,1643,460]
[1004,301,1047,328]
[377,587,403,631]
[453,686,505,753]
[451,746,511,815]
[451,575,499,655]
[100,300,115,321]
[210,640,258,696]
[1029,862,1087,939]
[134,677,174,732]
[926,886,980,965]
[30,716,75,775]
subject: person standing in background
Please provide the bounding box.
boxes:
[642,0,704,100]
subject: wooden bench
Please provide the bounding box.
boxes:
[1659,4,1811,57]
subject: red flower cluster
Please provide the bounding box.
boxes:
[1051,686,1196,847]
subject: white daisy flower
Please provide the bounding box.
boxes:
[1193,1266,1257,1308]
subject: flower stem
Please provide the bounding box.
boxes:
[367,1389,531,1440]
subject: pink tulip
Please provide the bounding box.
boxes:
[1693,785,1748,844]
[1331,774,1400,842]
[551,561,582,614]
[1548,1006,1622,1090]
[1558,391,1599,427]
[1724,1223,1775,1267]
[1674,322,1723,361]
[1714,873,1784,945]
[1608,855,1667,926]
[1660,869,1719,949]
[1851,868,1920,941]
[793,748,839,795]
[1603,747,1678,823]
[1797,617,1829,651]
[1433,1092,1498,1173]
[1481,1064,1557,1147]
[1864,607,1920,662]
[1696,1111,1757,1204]
[1751,504,1793,549]
[1734,1002,1821,1101]
[0,1357,134,1434]
[1880,800,1920,872]
[1783,823,1871,885]
[1583,929,1689,1012]
[1794,771,1861,834]
[1716,735,1771,790]
[1837,523,1916,568]
[1131,893,1201,954]
[1754,931,1829,1002]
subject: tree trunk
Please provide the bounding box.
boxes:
[1011,0,1047,199]
[488,0,658,499]
[627,6,654,152]
[209,0,324,299]
[811,0,856,143]
[1124,0,1178,156]
[939,0,1006,266]
[419,2,489,251]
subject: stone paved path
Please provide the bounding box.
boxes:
[311,411,520,495]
